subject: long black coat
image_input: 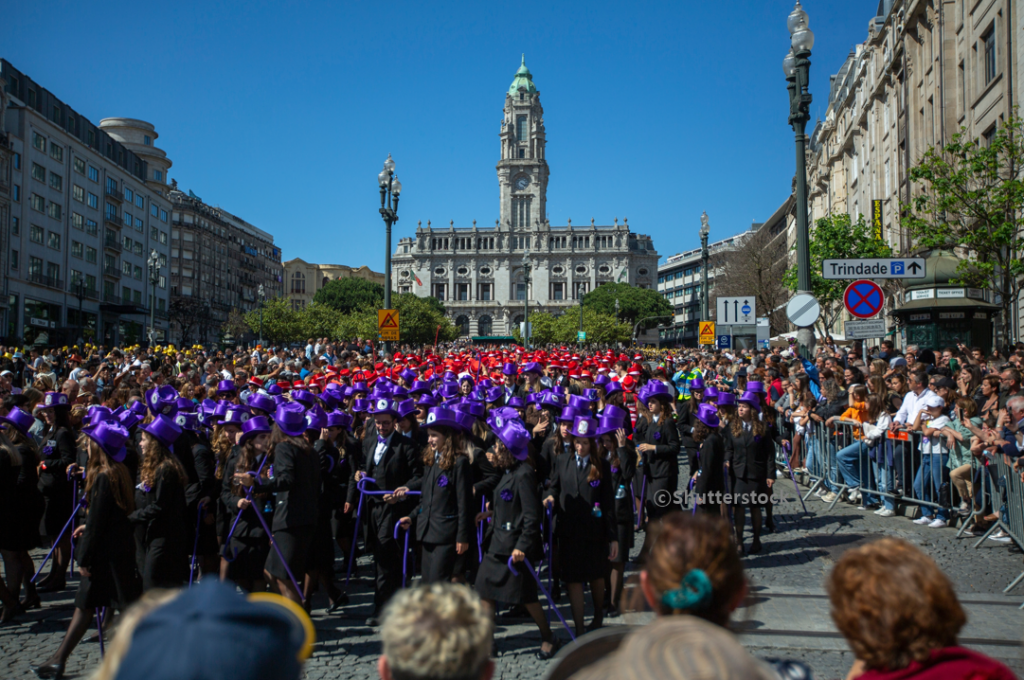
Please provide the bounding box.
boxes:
[260,441,321,531]
[723,424,775,488]
[634,415,681,481]
[129,463,188,589]
[547,453,616,543]
[607,445,637,524]
[38,425,77,490]
[360,433,423,542]
[488,462,542,559]
[220,449,271,540]
[693,431,726,496]
[413,456,473,545]
[675,399,700,470]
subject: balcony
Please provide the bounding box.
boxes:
[103,265,121,279]
[27,272,64,290]
[105,209,120,226]
[105,185,122,201]
[104,234,120,250]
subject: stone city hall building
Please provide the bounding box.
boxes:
[391,57,659,339]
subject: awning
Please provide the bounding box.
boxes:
[891,296,999,315]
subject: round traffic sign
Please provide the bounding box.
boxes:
[843,279,885,319]
[786,293,820,327]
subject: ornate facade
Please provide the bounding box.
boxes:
[391,57,659,338]
[284,258,385,310]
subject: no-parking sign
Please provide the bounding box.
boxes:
[843,280,885,319]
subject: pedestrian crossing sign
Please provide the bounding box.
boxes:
[378,309,400,341]
[698,321,715,345]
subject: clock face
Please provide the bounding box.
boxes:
[514,177,529,191]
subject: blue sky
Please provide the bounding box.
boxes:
[3,0,873,269]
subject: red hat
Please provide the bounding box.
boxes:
[339,368,351,377]
[622,375,637,390]
[293,380,305,389]
[248,376,264,388]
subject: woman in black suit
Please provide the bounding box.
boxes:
[544,416,618,637]
[475,413,560,659]
[634,382,680,558]
[221,416,273,593]
[35,392,77,593]
[31,420,139,679]
[723,393,776,555]
[692,403,727,518]
[398,407,473,583]
[595,406,634,618]
[0,414,44,621]
[235,403,320,605]
[129,414,188,591]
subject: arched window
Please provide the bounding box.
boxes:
[291,271,305,294]
[322,276,330,289]
[478,315,493,337]
[513,314,525,326]
[455,315,470,337]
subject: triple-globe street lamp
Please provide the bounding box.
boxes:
[378,154,402,354]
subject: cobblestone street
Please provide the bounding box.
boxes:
[3,482,1023,680]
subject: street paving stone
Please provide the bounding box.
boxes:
[3,478,1024,679]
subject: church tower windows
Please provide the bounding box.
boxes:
[516,115,528,141]
[499,56,547,229]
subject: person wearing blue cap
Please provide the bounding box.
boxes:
[129,415,188,591]
[221,417,274,593]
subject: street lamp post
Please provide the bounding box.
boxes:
[377,153,402,355]
[578,287,584,348]
[521,250,531,349]
[784,1,815,358]
[257,283,265,347]
[147,250,161,347]
[699,212,710,325]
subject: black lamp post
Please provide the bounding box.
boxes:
[257,283,265,347]
[147,249,161,347]
[699,211,710,326]
[522,250,531,349]
[378,154,402,354]
[784,1,815,357]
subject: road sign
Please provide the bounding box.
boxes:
[715,297,755,325]
[845,318,887,339]
[822,258,926,280]
[786,293,821,327]
[698,321,716,345]
[378,309,400,341]
[577,331,586,341]
[717,334,731,349]
[843,280,885,319]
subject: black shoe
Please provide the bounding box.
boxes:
[365,616,380,627]
[499,604,529,618]
[750,538,762,555]
[327,593,349,613]
[37,580,66,594]
[535,637,562,661]
[764,522,775,534]
[20,593,41,610]
[585,620,604,632]
[606,606,620,618]
[30,662,65,679]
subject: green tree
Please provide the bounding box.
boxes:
[782,213,892,332]
[581,282,672,325]
[245,297,302,344]
[336,309,379,342]
[904,115,1024,343]
[511,311,558,345]
[221,309,249,342]
[392,293,459,345]
[313,278,385,314]
[511,308,630,345]
[299,302,344,340]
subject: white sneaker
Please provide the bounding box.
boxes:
[913,516,932,525]
[813,489,825,497]
[848,489,861,502]
[820,492,838,503]
[873,507,886,515]
[776,470,784,478]
[877,508,896,517]
[989,530,1012,543]
[927,518,947,528]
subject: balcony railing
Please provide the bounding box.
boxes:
[103,265,121,279]
[104,234,120,249]
[106,185,122,201]
[105,209,120,225]
[27,272,64,289]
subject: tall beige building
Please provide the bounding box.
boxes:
[283,258,385,310]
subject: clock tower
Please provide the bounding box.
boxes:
[498,56,548,231]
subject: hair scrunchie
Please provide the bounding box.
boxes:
[661,568,712,611]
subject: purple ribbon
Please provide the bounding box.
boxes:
[783,441,808,514]
[188,504,205,587]
[345,476,422,590]
[221,453,271,564]
[393,520,412,588]
[247,487,305,598]
[477,496,486,563]
[96,607,106,657]
[635,475,647,530]
[508,556,575,641]
[500,489,513,502]
[589,479,600,488]
[69,474,78,580]
[31,496,88,584]
[437,474,449,488]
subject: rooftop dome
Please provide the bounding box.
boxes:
[508,55,538,96]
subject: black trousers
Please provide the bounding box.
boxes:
[367,511,401,613]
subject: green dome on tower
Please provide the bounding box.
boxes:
[508,54,538,96]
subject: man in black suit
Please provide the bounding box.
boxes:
[356,399,423,626]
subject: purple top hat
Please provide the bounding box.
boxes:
[127,400,149,418]
[221,405,251,427]
[469,388,488,403]
[350,382,368,395]
[703,385,720,402]
[746,380,765,394]
[424,406,462,431]
[83,420,130,463]
[582,388,599,402]
[538,391,564,411]
[142,414,183,449]
[738,391,761,412]
[217,380,237,394]
[643,381,673,406]
[689,375,706,392]
[409,380,433,395]
[273,402,308,437]
[507,396,526,409]
[118,409,143,431]
[291,390,316,408]
[391,386,410,399]
[695,403,721,429]
[371,397,400,418]
[351,398,370,413]
[478,378,493,390]
[566,394,592,411]
[239,416,272,444]
[395,399,418,422]
[173,411,200,431]
[488,413,530,460]
[326,410,353,431]
[0,407,35,437]
[438,383,460,400]
[594,374,611,387]
[399,369,417,384]
[557,406,584,423]
[455,411,476,432]
[455,400,486,420]
[146,385,179,417]
[38,391,69,409]
[490,406,519,422]
[521,362,544,375]
[175,397,197,413]
[266,384,283,397]
[502,362,518,376]
[604,381,623,397]
[442,370,458,382]
[305,405,327,431]
[247,393,276,414]
[572,415,599,439]
[318,391,341,411]
[417,394,439,408]
[717,392,736,407]
[485,387,504,404]
[596,406,627,437]
[84,405,114,427]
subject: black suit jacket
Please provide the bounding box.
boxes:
[259,441,320,531]
[413,456,473,545]
[723,426,774,482]
[488,462,542,559]
[634,416,681,480]
[693,431,726,495]
[361,433,423,541]
[548,453,616,543]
